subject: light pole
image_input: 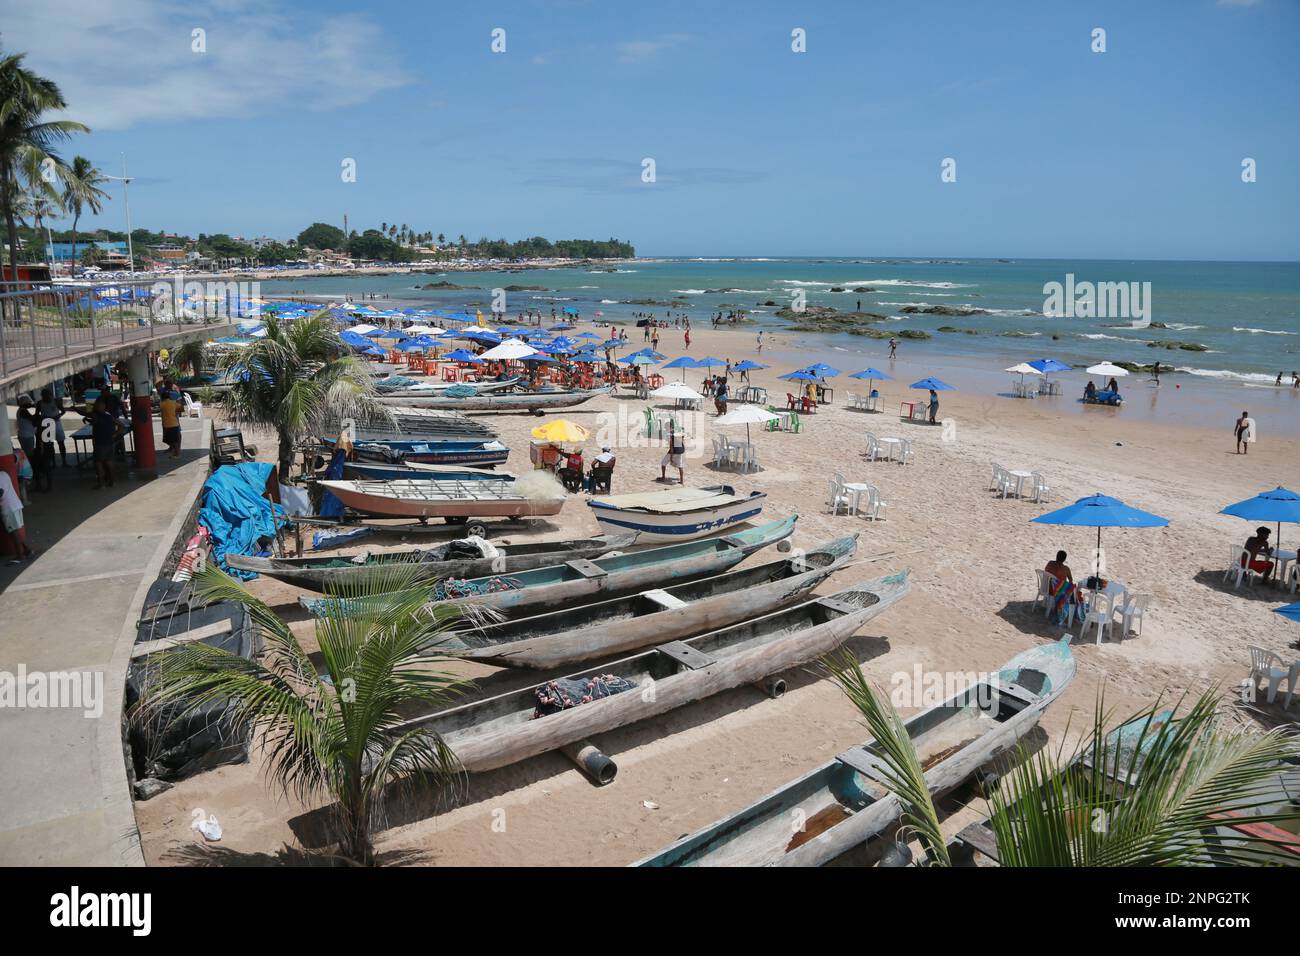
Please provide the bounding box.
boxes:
[101,155,135,274]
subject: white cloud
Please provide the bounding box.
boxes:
[0,0,412,130]
[615,33,692,63]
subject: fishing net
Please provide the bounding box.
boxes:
[434,575,521,600]
[533,674,638,718]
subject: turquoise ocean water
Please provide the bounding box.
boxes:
[259,257,1300,432]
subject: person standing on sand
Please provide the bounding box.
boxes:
[684,328,691,350]
[1152,361,1161,385]
[928,388,939,424]
[889,338,898,359]
[661,420,686,485]
[756,330,763,352]
[1234,411,1256,455]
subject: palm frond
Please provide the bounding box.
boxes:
[824,649,951,866]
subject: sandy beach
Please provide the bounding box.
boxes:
[134,322,1300,866]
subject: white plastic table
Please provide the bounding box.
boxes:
[1271,549,1298,587]
[1005,469,1035,498]
[876,436,905,461]
[840,481,871,514]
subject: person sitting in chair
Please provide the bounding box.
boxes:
[587,447,616,493]
[1242,527,1275,584]
[1044,550,1080,624]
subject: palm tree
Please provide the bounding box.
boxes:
[825,651,1300,866]
[167,338,207,378]
[135,564,472,865]
[216,310,390,479]
[18,189,63,271]
[62,155,108,277]
[436,233,445,246]
[0,52,88,296]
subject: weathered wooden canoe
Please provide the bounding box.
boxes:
[301,515,797,619]
[376,385,612,412]
[321,407,494,441]
[394,570,910,775]
[632,637,1076,867]
[226,532,638,592]
[317,478,564,520]
[341,460,510,483]
[442,534,859,669]
[320,437,510,467]
[377,376,521,396]
[588,485,767,542]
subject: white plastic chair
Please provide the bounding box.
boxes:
[182,393,203,418]
[1288,564,1299,595]
[1224,546,1259,589]
[989,463,1006,493]
[1247,646,1298,708]
[1117,593,1151,639]
[827,478,853,516]
[711,436,729,469]
[860,484,886,521]
[864,433,884,462]
[1079,589,1119,645]
[897,439,915,465]
[1032,569,1053,615]
[1029,471,1051,503]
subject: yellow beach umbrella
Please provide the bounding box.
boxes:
[531,419,591,443]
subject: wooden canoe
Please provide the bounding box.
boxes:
[317,478,564,520]
[225,532,638,592]
[588,486,767,542]
[633,637,1076,867]
[341,460,510,483]
[441,534,859,669]
[393,570,911,775]
[376,385,612,411]
[300,515,797,619]
[376,377,521,396]
[320,437,510,467]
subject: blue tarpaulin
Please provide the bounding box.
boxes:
[318,449,347,519]
[198,462,286,579]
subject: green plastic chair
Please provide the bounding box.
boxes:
[764,405,780,432]
[788,410,802,434]
[643,406,654,437]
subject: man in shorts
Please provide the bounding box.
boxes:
[159,389,183,458]
[1242,527,1275,584]
[660,421,685,485]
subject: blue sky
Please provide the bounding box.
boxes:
[3,0,1297,260]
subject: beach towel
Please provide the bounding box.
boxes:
[1049,575,1077,626]
[197,462,286,579]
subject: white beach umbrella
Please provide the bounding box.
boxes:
[478,337,539,361]
[349,323,379,335]
[405,324,446,335]
[1005,362,1044,376]
[1086,361,1129,378]
[714,404,779,444]
[651,381,704,402]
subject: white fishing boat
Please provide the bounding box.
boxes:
[318,478,564,521]
[587,485,767,542]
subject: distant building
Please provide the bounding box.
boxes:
[48,240,129,263]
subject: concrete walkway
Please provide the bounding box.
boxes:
[0,415,210,865]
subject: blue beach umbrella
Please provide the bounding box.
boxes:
[1275,603,1300,624]
[693,356,726,370]
[801,363,841,378]
[732,360,769,372]
[570,351,603,364]
[1220,487,1300,551]
[443,349,483,363]
[575,331,602,340]
[1028,358,1071,373]
[910,377,955,391]
[780,369,821,382]
[1032,493,1170,554]
[549,323,575,331]
[620,353,658,366]
[662,355,698,380]
[850,367,892,392]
